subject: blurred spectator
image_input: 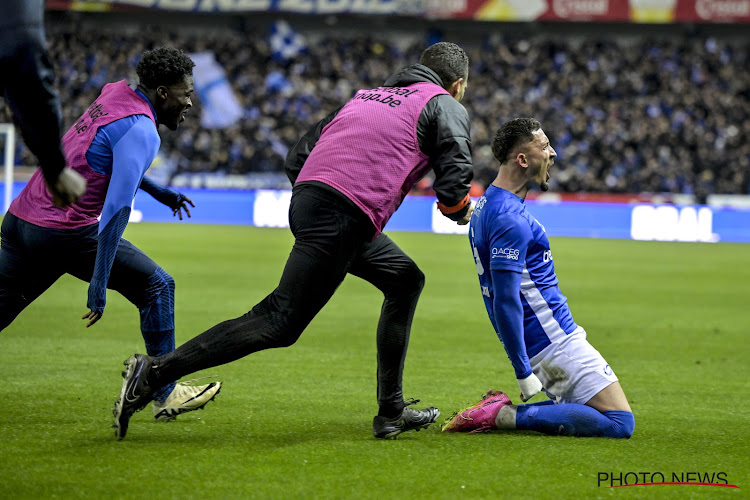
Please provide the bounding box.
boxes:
[0,19,748,196]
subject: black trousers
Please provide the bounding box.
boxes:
[0,213,160,330]
[156,182,426,406]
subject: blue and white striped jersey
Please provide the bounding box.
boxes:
[469,185,578,378]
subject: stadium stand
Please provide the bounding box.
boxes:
[1,12,748,198]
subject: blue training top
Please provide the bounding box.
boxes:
[468,184,579,379]
[85,89,161,315]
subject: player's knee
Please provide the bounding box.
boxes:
[413,266,425,292]
[604,410,635,439]
[249,305,306,349]
[260,321,304,348]
[397,262,425,296]
[140,268,176,332]
[146,268,175,299]
[160,269,175,295]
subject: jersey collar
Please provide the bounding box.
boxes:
[134,88,159,127]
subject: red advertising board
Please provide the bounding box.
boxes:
[675,0,750,22]
[538,0,631,21]
[45,0,750,22]
[426,0,750,23]
[425,0,630,21]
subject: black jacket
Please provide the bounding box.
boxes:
[285,64,473,221]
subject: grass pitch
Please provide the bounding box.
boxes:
[0,223,747,499]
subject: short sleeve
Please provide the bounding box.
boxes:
[488,212,533,272]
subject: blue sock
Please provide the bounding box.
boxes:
[140,268,177,403]
[142,330,176,402]
[515,404,634,438]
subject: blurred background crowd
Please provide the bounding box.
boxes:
[1,15,748,198]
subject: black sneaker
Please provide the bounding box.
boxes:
[113,354,155,440]
[372,399,440,439]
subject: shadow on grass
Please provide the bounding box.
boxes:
[75,418,383,450]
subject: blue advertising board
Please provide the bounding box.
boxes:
[4,184,750,243]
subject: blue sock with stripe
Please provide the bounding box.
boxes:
[515,403,634,438]
[140,268,177,403]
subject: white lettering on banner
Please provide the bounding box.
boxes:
[425,0,468,15]
[553,0,609,17]
[431,203,470,234]
[317,0,349,14]
[630,205,719,242]
[277,0,314,12]
[253,190,292,228]
[156,0,198,9]
[196,0,271,10]
[696,0,750,19]
[277,0,398,14]
[129,199,143,223]
[129,209,143,223]
[117,0,157,7]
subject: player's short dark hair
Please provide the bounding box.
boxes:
[419,42,469,90]
[492,118,543,163]
[136,47,195,90]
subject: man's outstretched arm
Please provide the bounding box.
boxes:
[139,176,194,220]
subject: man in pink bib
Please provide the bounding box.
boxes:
[114,42,473,440]
[1,47,220,423]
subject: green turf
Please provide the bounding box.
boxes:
[0,224,747,499]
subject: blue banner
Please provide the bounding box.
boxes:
[133,188,750,244]
[91,0,411,14]
[4,184,750,243]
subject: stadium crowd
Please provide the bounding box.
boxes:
[1,18,748,197]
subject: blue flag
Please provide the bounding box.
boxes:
[189,51,243,129]
[269,20,307,62]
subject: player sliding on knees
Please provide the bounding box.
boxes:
[442,118,634,438]
[0,47,220,423]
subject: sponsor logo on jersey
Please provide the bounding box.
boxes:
[492,247,520,260]
[473,196,486,217]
